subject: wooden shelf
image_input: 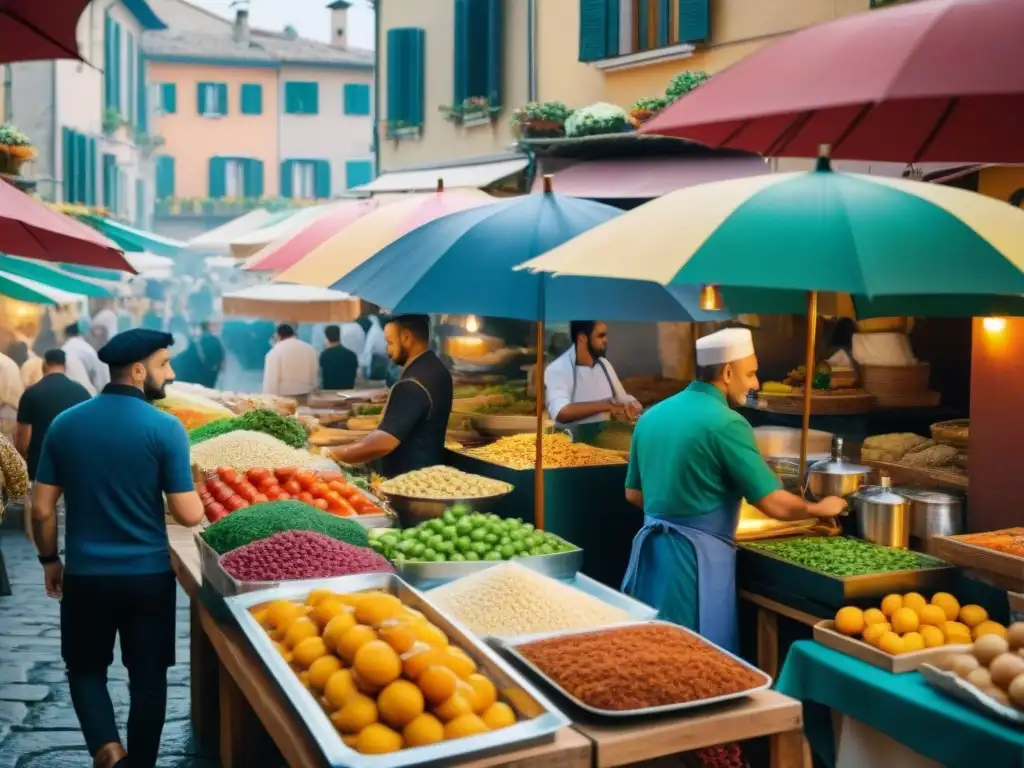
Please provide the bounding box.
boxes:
[864,459,967,491]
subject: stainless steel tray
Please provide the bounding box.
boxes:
[225,573,570,768]
[381,489,513,529]
[394,547,583,589]
[197,532,279,597]
[497,620,772,719]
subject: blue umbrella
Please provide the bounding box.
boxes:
[330,184,724,323]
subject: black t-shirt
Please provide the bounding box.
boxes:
[320,345,358,390]
[377,351,453,477]
[17,372,92,479]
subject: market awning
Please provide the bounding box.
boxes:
[222,283,360,323]
[124,251,174,276]
[229,205,336,260]
[0,254,112,297]
[531,155,769,198]
[355,156,528,193]
[186,209,276,251]
[0,269,86,305]
[78,215,184,257]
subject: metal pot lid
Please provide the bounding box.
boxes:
[808,457,870,476]
[854,485,908,505]
[894,488,962,504]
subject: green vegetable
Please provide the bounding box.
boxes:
[200,500,369,554]
[746,536,942,578]
[188,409,307,449]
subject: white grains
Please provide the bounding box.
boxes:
[427,562,632,637]
[190,430,319,471]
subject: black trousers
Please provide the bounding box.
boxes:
[60,571,177,768]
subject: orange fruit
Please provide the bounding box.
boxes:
[973,621,1008,641]
[878,631,904,656]
[311,598,348,628]
[917,605,947,628]
[292,637,329,669]
[378,620,418,654]
[834,607,865,637]
[880,594,903,618]
[444,714,489,740]
[481,702,516,730]
[352,669,384,696]
[412,622,449,649]
[902,632,925,652]
[324,669,358,710]
[354,592,405,626]
[434,692,473,722]
[322,612,358,653]
[960,605,989,628]
[931,593,961,622]
[282,617,320,649]
[354,641,402,687]
[354,723,403,754]
[902,592,927,613]
[863,608,887,626]
[465,674,497,714]
[891,608,919,635]
[329,693,378,733]
[403,713,445,747]
[377,680,425,728]
[307,655,343,691]
[442,646,478,678]
[920,625,945,648]
[402,643,447,680]
[305,588,337,607]
[337,625,378,664]
[862,622,891,647]
[417,665,458,705]
[264,600,304,640]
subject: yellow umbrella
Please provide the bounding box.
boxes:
[273,182,498,287]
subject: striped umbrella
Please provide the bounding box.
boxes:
[273,182,497,287]
[522,152,1024,473]
[0,254,112,297]
[242,200,378,270]
[0,269,86,305]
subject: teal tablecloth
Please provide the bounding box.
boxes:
[777,641,1024,768]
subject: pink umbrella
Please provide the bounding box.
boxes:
[0,180,133,272]
[0,0,92,63]
[243,199,380,272]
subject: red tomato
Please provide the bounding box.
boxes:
[274,466,298,482]
[226,495,248,511]
[205,503,227,522]
[246,467,270,484]
[263,485,281,500]
[319,472,344,483]
[323,490,342,506]
[276,492,291,501]
[311,482,329,498]
[312,498,329,511]
[237,486,258,504]
[257,475,278,492]
[335,498,357,517]
[196,481,208,496]
[283,479,303,496]
[213,485,233,504]
[217,467,238,485]
[326,480,347,494]
[297,492,315,505]
[295,470,317,491]
[252,493,269,504]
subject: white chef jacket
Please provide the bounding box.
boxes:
[63,336,109,392]
[544,347,636,427]
[262,337,319,397]
[362,317,387,373]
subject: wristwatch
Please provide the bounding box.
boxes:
[37,553,60,565]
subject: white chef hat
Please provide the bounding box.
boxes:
[696,328,755,366]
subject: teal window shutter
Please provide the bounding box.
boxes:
[197,82,208,114]
[244,159,264,198]
[241,84,262,115]
[208,156,226,198]
[280,160,294,198]
[135,179,145,226]
[657,0,671,46]
[136,50,147,131]
[74,133,87,203]
[156,155,175,199]
[103,15,114,109]
[385,29,404,125]
[102,154,117,209]
[284,82,318,114]
[406,29,425,127]
[485,0,502,108]
[217,83,228,115]
[314,160,331,199]
[386,28,425,129]
[112,22,122,111]
[161,83,176,113]
[85,138,97,206]
[455,0,501,106]
[62,128,73,203]
[126,33,135,124]
[453,0,469,106]
[345,160,373,190]
[579,0,617,62]
[343,84,370,115]
[308,83,319,114]
[677,0,709,42]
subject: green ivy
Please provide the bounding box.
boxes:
[666,71,711,103]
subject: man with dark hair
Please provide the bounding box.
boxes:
[31,329,204,768]
[330,314,452,476]
[262,323,318,398]
[320,325,358,390]
[544,320,641,434]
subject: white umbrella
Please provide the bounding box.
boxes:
[205,256,241,270]
[222,282,361,322]
[228,205,337,260]
[124,251,174,275]
[187,209,276,251]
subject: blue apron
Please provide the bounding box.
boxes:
[621,498,742,653]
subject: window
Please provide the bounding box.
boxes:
[197,82,228,117]
[386,28,426,132]
[135,46,148,132]
[102,153,118,211]
[578,0,708,62]
[208,157,264,199]
[61,128,98,204]
[104,14,122,110]
[345,160,374,190]
[284,82,319,115]
[343,83,371,116]
[156,83,176,114]
[453,0,503,109]
[280,160,330,199]
[240,84,263,115]
[155,155,175,199]
[126,32,135,125]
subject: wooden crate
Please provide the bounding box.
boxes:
[860,363,931,396]
[813,620,968,673]
[933,534,1024,591]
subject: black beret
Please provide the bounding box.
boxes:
[98,329,175,366]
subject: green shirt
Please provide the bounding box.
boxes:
[626,381,780,516]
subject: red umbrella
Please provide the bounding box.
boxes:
[640,0,1024,163]
[0,181,134,272]
[0,0,91,63]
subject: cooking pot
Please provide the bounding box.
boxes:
[898,488,965,545]
[853,475,911,548]
[805,436,870,500]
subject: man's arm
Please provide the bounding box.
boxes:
[544,358,621,424]
[333,381,428,465]
[332,430,401,464]
[31,482,61,558]
[161,420,205,527]
[14,423,30,459]
[604,360,643,419]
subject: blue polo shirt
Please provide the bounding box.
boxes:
[36,383,195,576]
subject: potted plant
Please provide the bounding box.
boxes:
[665,70,711,104]
[630,96,668,125]
[102,107,127,137]
[0,124,37,176]
[565,102,631,138]
[512,101,574,138]
[439,96,501,125]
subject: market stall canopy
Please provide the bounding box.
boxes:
[229,204,336,260]
[205,256,241,270]
[273,186,498,287]
[124,251,174,276]
[0,269,86,305]
[0,181,133,272]
[222,283,361,323]
[520,157,1024,318]
[185,209,276,251]
[243,199,380,272]
[354,155,528,193]
[640,0,1024,163]
[0,254,112,298]
[77,214,184,258]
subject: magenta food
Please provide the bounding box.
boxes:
[220,530,394,582]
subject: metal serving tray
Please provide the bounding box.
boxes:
[497,620,772,720]
[394,547,583,590]
[225,573,570,768]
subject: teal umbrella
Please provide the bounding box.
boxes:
[0,270,86,304]
[78,214,184,257]
[0,254,112,297]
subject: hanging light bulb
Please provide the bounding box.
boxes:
[465,315,480,333]
[983,316,1006,333]
[698,285,724,312]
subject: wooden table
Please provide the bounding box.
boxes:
[171,526,807,767]
[740,590,822,680]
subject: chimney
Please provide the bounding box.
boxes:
[327,0,351,48]
[232,1,250,45]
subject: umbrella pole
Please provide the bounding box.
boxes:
[799,291,819,490]
[534,319,546,530]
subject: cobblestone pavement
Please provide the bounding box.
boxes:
[0,531,218,767]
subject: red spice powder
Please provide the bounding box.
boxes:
[518,624,764,711]
[221,530,394,582]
